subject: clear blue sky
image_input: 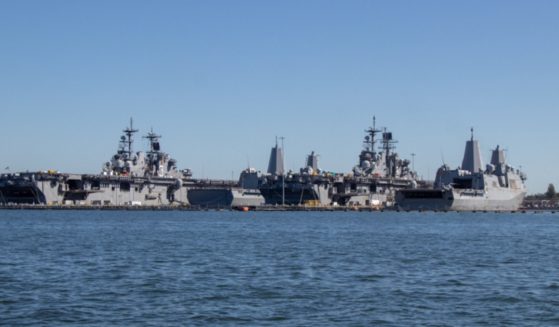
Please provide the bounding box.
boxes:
[1,0,557,193]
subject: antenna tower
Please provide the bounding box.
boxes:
[123,118,139,158]
[364,115,382,153]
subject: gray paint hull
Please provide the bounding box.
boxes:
[187,188,264,208]
[0,173,189,206]
[396,188,526,211]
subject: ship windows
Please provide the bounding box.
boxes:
[91,181,101,190]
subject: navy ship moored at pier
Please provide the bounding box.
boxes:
[396,130,527,211]
[0,120,192,206]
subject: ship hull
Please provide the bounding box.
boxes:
[0,185,46,204]
[0,172,189,206]
[259,184,330,206]
[187,187,264,208]
[259,188,317,205]
[396,188,526,211]
[187,188,232,208]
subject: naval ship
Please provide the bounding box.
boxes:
[258,118,419,207]
[0,120,193,206]
[396,130,527,211]
[186,168,265,209]
[331,117,418,206]
[258,146,333,206]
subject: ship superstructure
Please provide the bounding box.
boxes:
[352,117,415,179]
[331,117,417,206]
[396,129,527,211]
[258,147,333,206]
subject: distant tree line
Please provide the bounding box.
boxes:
[526,183,558,200]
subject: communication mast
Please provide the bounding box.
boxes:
[363,116,382,155]
[123,118,139,158]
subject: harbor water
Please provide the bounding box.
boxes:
[1,210,559,326]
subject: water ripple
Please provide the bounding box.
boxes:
[1,210,559,326]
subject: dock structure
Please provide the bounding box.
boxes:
[0,203,550,213]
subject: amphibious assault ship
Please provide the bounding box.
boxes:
[396,130,527,211]
[0,120,192,206]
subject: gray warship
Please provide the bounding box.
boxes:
[258,118,419,207]
[258,144,333,206]
[186,168,265,209]
[396,130,527,211]
[0,120,192,206]
[331,118,418,206]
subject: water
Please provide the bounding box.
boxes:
[1,210,559,326]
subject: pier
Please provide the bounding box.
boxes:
[0,203,555,214]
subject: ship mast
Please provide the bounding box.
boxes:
[363,116,382,154]
[123,118,139,158]
[381,128,398,157]
[144,128,162,154]
[280,136,285,207]
[381,127,398,178]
